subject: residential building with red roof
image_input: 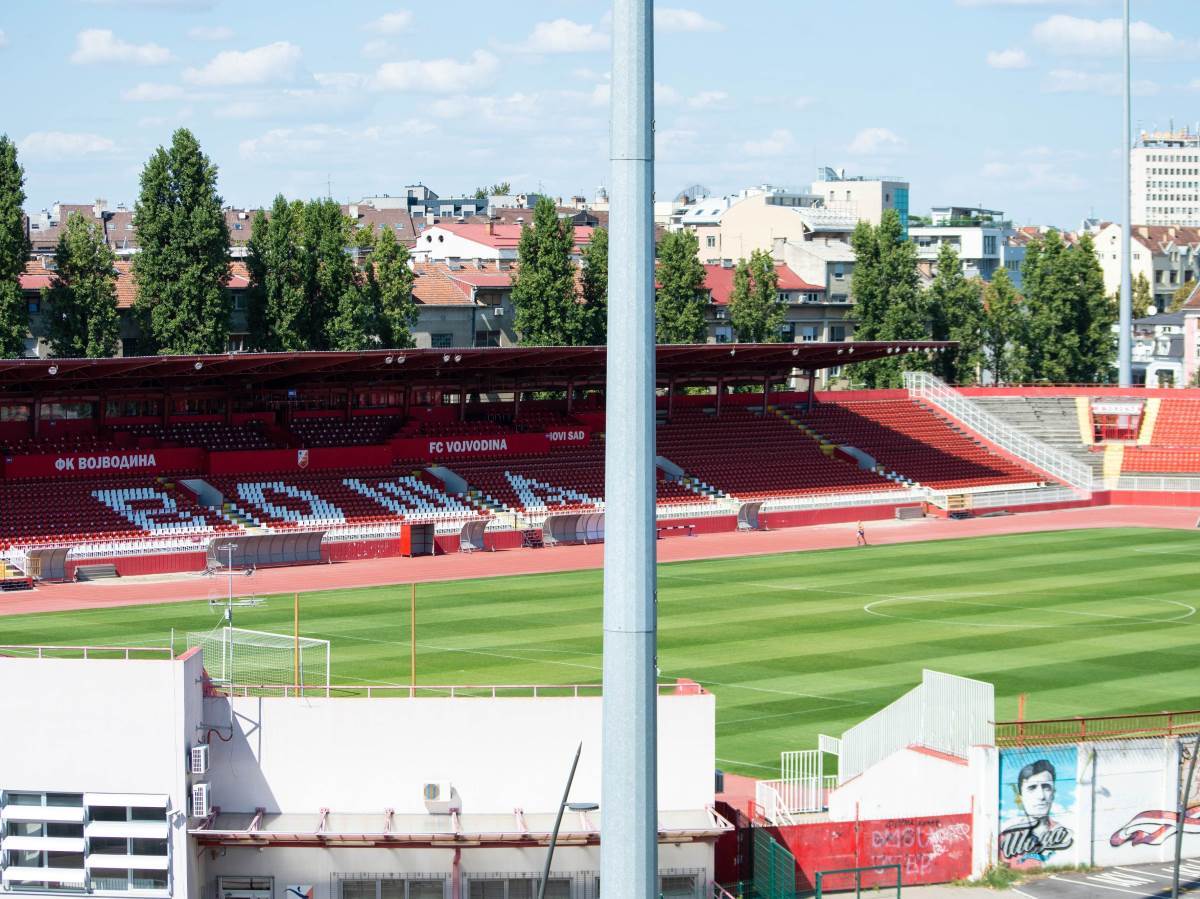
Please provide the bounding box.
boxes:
[1094,223,1200,312]
[413,222,594,263]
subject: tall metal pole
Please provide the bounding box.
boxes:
[1172,731,1200,899]
[538,742,583,899]
[1118,0,1133,386]
[602,0,658,895]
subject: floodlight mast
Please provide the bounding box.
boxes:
[1118,0,1132,387]
[601,0,658,896]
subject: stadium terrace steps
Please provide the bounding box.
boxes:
[969,396,1107,480]
[797,399,1040,491]
[1137,397,1161,445]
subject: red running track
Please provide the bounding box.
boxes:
[1,505,1193,617]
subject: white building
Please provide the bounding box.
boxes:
[0,650,726,899]
[1094,223,1200,312]
[1131,128,1200,227]
[909,207,1016,283]
[811,168,910,234]
[412,223,594,264]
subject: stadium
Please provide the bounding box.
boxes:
[2,340,1200,898]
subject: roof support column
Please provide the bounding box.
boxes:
[513,384,520,421]
[667,379,674,420]
[459,385,466,422]
[31,397,39,439]
[716,379,723,418]
[807,370,816,408]
[602,0,658,895]
[763,376,770,416]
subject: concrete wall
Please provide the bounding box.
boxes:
[206,692,715,816]
[828,747,973,822]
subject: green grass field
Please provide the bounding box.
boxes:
[4,527,1200,776]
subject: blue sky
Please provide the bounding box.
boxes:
[2,0,1198,227]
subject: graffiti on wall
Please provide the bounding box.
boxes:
[999,747,1077,868]
[862,817,972,880]
[1111,739,1200,848]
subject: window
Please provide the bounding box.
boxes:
[706,235,716,248]
[28,297,39,314]
[833,264,845,280]
[714,325,733,343]
[431,333,454,348]
[474,330,501,348]
[830,324,846,341]
[800,325,819,342]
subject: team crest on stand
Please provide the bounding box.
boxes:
[297,449,310,469]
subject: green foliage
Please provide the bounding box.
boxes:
[246,197,309,350]
[510,197,580,345]
[43,214,119,357]
[727,249,784,342]
[132,128,231,354]
[1021,231,1113,383]
[306,198,377,351]
[0,135,31,358]
[473,181,512,200]
[655,228,708,344]
[849,209,929,387]
[372,226,417,349]
[982,268,1023,385]
[1169,278,1195,312]
[1132,272,1152,319]
[574,226,607,345]
[927,243,985,384]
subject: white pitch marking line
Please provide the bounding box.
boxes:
[715,757,778,772]
[1048,874,1150,895]
[863,595,1196,628]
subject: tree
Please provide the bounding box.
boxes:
[372,226,417,348]
[926,243,985,384]
[304,198,375,350]
[849,209,928,387]
[246,196,309,351]
[1020,230,1113,383]
[43,214,119,357]
[1132,271,1152,319]
[982,267,1022,385]
[0,135,30,358]
[728,249,784,342]
[510,197,578,345]
[654,228,708,343]
[574,226,607,344]
[132,128,230,354]
[1170,279,1196,312]
[473,181,512,200]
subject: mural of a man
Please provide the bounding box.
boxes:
[999,758,1075,866]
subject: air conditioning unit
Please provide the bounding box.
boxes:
[191,782,211,818]
[190,744,210,776]
[493,306,506,316]
[422,782,461,815]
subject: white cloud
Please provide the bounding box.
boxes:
[520,19,608,53]
[1191,79,1200,91]
[987,48,1031,69]
[656,8,724,33]
[655,83,681,106]
[19,131,117,159]
[239,123,434,162]
[688,90,728,110]
[0,30,7,49]
[184,41,303,85]
[980,153,1087,192]
[314,72,367,90]
[848,127,907,156]
[590,82,611,107]
[956,0,1098,6]
[369,11,413,34]
[121,82,185,101]
[374,50,499,92]
[188,25,234,41]
[361,39,394,59]
[70,29,171,65]
[1032,15,1197,58]
[1044,68,1159,95]
[743,129,794,158]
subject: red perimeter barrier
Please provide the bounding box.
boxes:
[768,813,972,890]
[207,445,393,474]
[4,447,206,479]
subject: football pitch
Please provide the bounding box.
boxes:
[4,526,1199,776]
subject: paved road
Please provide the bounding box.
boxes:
[1011,860,1200,898]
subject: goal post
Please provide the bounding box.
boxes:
[187,626,330,690]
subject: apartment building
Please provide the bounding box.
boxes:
[1131,128,1200,227]
[811,167,910,235]
[1094,223,1200,312]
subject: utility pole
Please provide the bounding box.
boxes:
[1118,0,1133,386]
[601,0,658,896]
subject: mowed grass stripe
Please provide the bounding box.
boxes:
[2,527,1198,775]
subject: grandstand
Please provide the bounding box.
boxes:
[4,346,1200,581]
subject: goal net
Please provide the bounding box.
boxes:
[187,626,330,690]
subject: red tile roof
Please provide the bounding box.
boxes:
[433,222,594,250]
[412,262,475,306]
[23,259,246,309]
[700,263,822,305]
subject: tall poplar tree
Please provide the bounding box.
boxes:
[44,214,120,357]
[728,249,784,342]
[510,197,578,345]
[655,228,708,344]
[132,129,230,354]
[927,243,985,384]
[0,136,30,358]
[246,197,309,351]
[982,267,1022,385]
[1069,232,1115,381]
[372,226,417,349]
[574,226,608,345]
[304,198,375,350]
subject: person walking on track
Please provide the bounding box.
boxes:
[856,521,867,546]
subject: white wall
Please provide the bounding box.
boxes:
[207,693,715,816]
[828,747,973,822]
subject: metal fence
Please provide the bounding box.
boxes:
[838,669,993,783]
[996,708,1200,746]
[904,371,1094,494]
[1114,475,1200,492]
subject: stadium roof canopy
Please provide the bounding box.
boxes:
[0,342,950,396]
